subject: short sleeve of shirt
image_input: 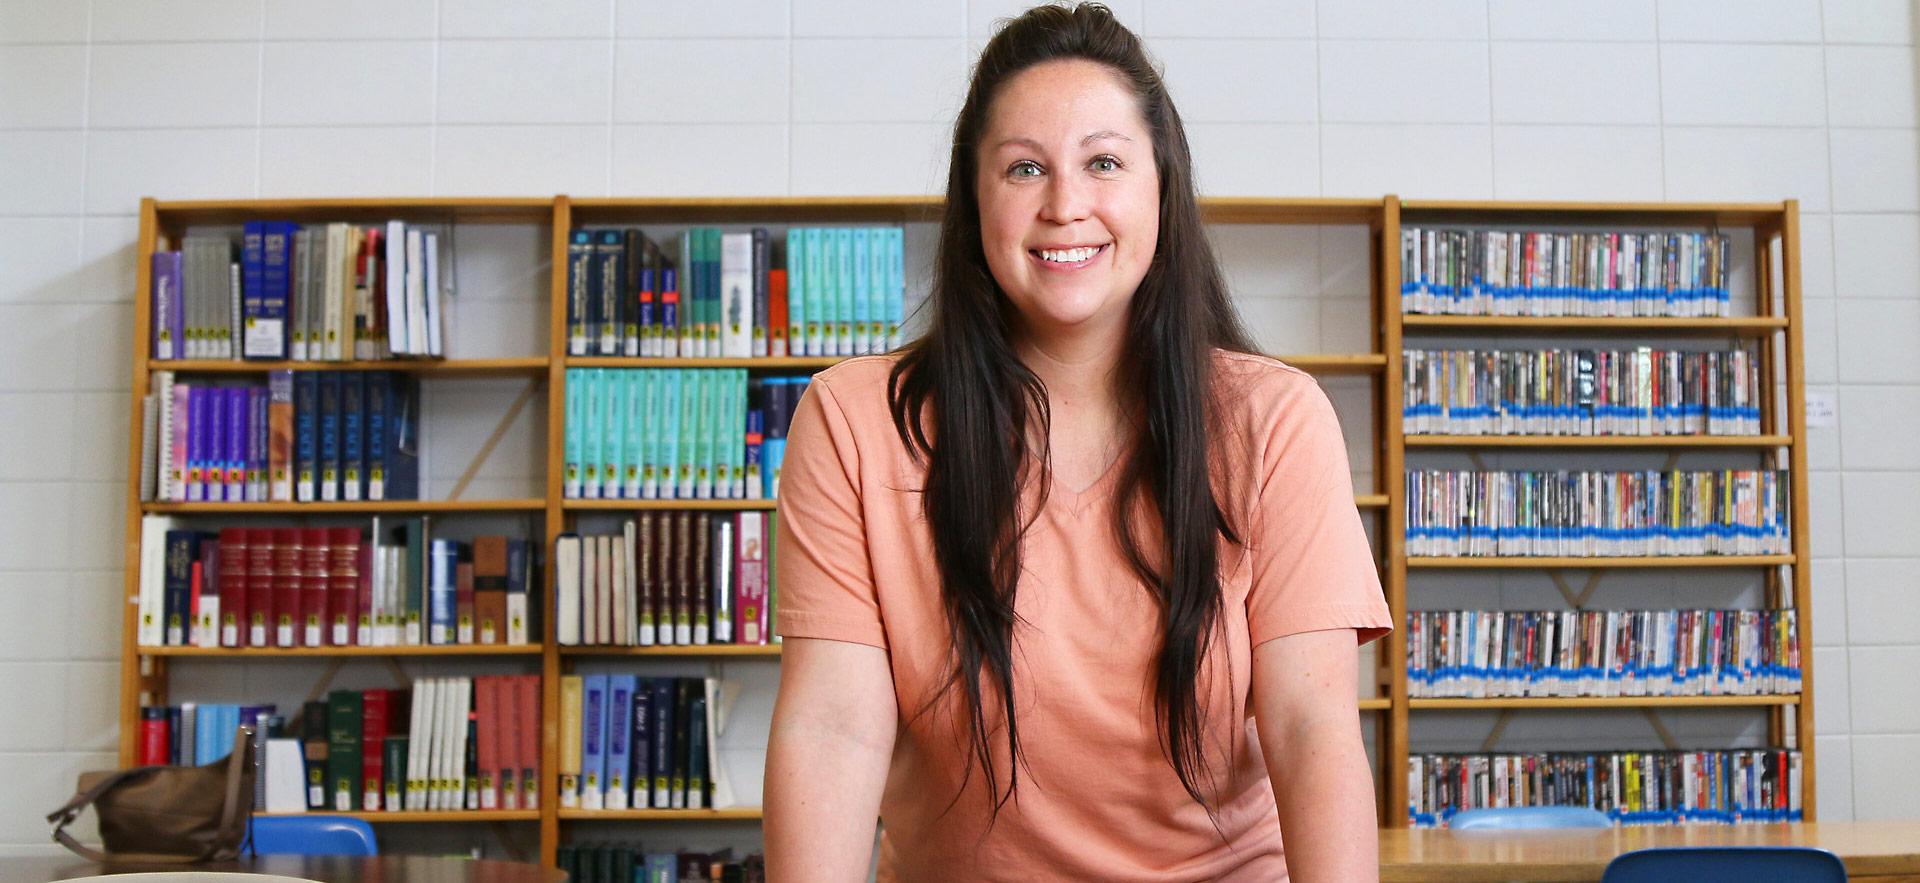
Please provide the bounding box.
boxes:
[773,375,891,650]
[1243,372,1393,648]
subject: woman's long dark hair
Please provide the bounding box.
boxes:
[886,2,1260,822]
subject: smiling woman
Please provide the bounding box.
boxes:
[762,4,1392,881]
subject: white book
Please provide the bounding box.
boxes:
[704,677,739,810]
[289,228,310,361]
[136,515,175,647]
[407,677,433,811]
[555,535,581,646]
[152,372,176,501]
[195,592,219,649]
[385,220,408,355]
[405,229,429,356]
[382,545,403,647]
[264,739,308,814]
[432,677,455,810]
[444,677,469,811]
[720,232,753,357]
[580,536,598,645]
[424,231,444,357]
[321,224,346,360]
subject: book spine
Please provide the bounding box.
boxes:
[153,251,182,360]
[293,372,317,502]
[752,228,770,357]
[597,229,623,356]
[341,372,364,502]
[737,512,767,644]
[852,227,871,355]
[660,266,679,358]
[605,675,635,810]
[455,544,475,644]
[568,230,592,356]
[223,386,247,501]
[558,675,582,808]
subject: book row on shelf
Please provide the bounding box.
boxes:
[1402,347,1764,437]
[135,521,536,649]
[559,844,763,883]
[152,220,455,363]
[564,369,808,502]
[555,512,778,648]
[567,225,905,360]
[1400,227,1733,317]
[557,675,739,812]
[143,370,420,505]
[1407,749,1804,828]
[1405,608,1801,699]
[1403,469,1790,558]
[139,676,539,814]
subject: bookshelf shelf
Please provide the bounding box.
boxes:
[564,499,778,512]
[1359,698,1391,712]
[148,358,548,377]
[1277,353,1387,373]
[141,644,542,658]
[1405,435,1793,449]
[1400,315,1788,336]
[559,645,781,658]
[253,810,542,823]
[1406,555,1795,569]
[557,809,764,821]
[1409,695,1800,711]
[142,499,547,515]
[1355,494,1389,509]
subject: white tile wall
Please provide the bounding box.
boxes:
[0,0,1910,847]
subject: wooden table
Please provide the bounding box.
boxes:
[1380,820,1920,882]
[0,854,567,882]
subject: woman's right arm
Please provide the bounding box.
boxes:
[764,636,898,882]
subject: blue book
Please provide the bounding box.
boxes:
[630,677,654,807]
[649,677,674,808]
[643,854,676,883]
[241,223,266,359]
[429,538,458,644]
[660,369,682,500]
[317,372,342,502]
[566,230,594,356]
[293,372,318,502]
[660,266,679,358]
[383,374,419,501]
[581,673,609,810]
[365,370,389,501]
[258,221,296,360]
[745,379,764,500]
[582,368,603,499]
[185,385,209,502]
[341,372,364,501]
[246,385,267,502]
[605,674,637,809]
[203,386,226,502]
[222,386,246,502]
[785,228,805,356]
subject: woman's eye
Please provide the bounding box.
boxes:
[1010,161,1042,178]
[1090,155,1121,173]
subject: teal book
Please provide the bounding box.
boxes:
[729,368,748,498]
[602,367,625,499]
[835,228,855,356]
[623,369,644,499]
[713,369,733,499]
[582,368,603,499]
[658,369,680,500]
[692,227,709,357]
[887,227,905,350]
[704,228,723,355]
[641,369,661,499]
[786,227,806,356]
[853,227,872,355]
[564,368,583,498]
[677,369,698,499]
[805,228,827,356]
[694,369,715,499]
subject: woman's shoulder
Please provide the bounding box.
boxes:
[1209,348,1329,416]
[808,353,904,411]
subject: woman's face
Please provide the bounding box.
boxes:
[976,58,1159,345]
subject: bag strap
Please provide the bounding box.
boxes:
[46,724,256,865]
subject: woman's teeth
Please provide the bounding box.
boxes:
[1037,245,1101,263]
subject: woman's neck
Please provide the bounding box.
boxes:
[1012,322,1131,463]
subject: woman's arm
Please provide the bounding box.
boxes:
[1251,628,1379,881]
[764,636,899,882]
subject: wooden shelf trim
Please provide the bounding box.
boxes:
[1408,555,1795,569]
[1409,695,1800,710]
[149,358,547,376]
[559,645,781,658]
[252,810,541,823]
[1359,698,1391,712]
[144,499,547,514]
[1406,435,1793,448]
[141,644,543,658]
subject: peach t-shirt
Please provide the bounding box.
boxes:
[774,350,1391,882]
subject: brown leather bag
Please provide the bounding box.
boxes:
[46,724,256,863]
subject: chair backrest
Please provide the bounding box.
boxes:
[247,814,378,856]
[1448,806,1614,830]
[1601,846,1848,883]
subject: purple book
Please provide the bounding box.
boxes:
[248,385,268,502]
[224,387,247,501]
[206,387,227,502]
[152,251,183,360]
[187,386,211,502]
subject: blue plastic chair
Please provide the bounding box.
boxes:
[1601,846,1847,883]
[247,815,379,856]
[1448,806,1613,830]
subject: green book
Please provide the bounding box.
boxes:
[704,228,723,352]
[326,689,362,811]
[678,230,696,357]
[602,367,623,499]
[728,368,747,498]
[582,368,603,498]
[624,368,644,499]
[383,734,408,811]
[660,369,681,500]
[677,369,698,498]
[564,368,583,498]
[402,516,426,645]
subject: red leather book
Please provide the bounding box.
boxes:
[217,527,248,648]
[498,673,519,809]
[475,675,499,809]
[273,527,302,647]
[329,527,361,647]
[361,688,388,810]
[768,268,788,357]
[517,674,539,809]
[300,527,329,647]
[247,528,276,647]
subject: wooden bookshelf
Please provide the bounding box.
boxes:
[1388,198,1814,828]
[116,195,1814,867]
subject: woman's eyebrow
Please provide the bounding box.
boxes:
[990,130,1135,152]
